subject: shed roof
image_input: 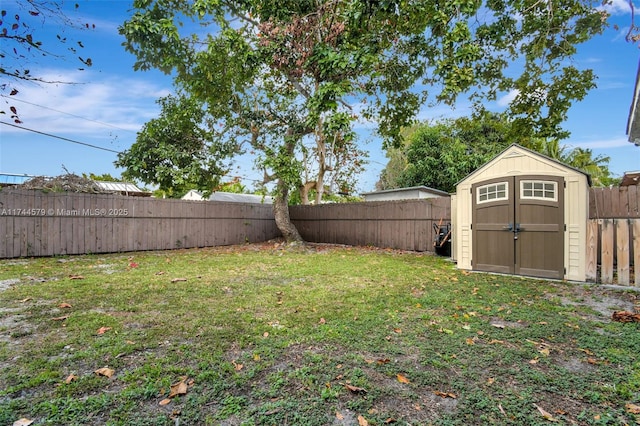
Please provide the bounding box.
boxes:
[456,143,592,187]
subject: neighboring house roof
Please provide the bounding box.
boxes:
[182,190,273,204]
[627,58,640,146]
[94,181,149,196]
[0,173,35,186]
[362,185,450,200]
[621,170,640,186]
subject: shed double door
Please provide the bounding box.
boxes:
[472,175,564,279]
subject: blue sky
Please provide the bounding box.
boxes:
[1,0,640,193]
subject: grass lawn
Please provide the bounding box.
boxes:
[0,242,639,425]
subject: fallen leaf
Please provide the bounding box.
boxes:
[498,403,506,417]
[358,414,369,426]
[393,328,402,333]
[20,297,32,303]
[377,358,391,365]
[169,379,188,398]
[626,403,640,414]
[396,373,410,384]
[466,337,475,345]
[434,391,457,398]
[490,323,505,329]
[64,374,78,384]
[529,358,539,364]
[487,377,495,385]
[534,403,558,422]
[129,262,139,268]
[159,398,172,406]
[319,317,326,324]
[335,412,344,420]
[587,357,599,365]
[155,271,165,275]
[579,348,594,356]
[59,302,72,308]
[232,361,243,371]
[171,278,187,283]
[263,332,269,338]
[344,383,367,394]
[612,311,640,322]
[12,419,34,426]
[253,353,261,361]
[51,315,69,321]
[69,275,84,280]
[539,347,550,356]
[96,326,112,335]
[384,418,397,424]
[94,367,115,378]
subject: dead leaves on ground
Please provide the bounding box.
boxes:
[534,403,558,422]
[612,311,640,323]
[94,367,115,378]
[159,377,194,406]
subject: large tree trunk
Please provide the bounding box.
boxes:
[274,179,304,243]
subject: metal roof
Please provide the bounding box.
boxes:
[0,173,36,185]
[94,181,145,194]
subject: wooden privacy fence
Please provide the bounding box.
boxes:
[290,198,451,252]
[586,219,640,286]
[587,187,640,286]
[589,186,640,218]
[0,190,280,258]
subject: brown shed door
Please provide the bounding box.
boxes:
[472,176,564,279]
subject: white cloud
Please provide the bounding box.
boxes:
[602,0,637,16]
[3,67,172,151]
[496,89,519,107]
[567,136,631,150]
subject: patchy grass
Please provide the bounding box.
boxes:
[0,242,639,425]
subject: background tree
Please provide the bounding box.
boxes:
[381,114,618,193]
[115,95,235,198]
[0,0,93,121]
[120,0,607,242]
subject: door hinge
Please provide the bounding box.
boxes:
[470,224,472,230]
[564,267,566,274]
[564,224,566,231]
[564,181,566,188]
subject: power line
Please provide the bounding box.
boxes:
[0,121,121,154]
[0,95,136,133]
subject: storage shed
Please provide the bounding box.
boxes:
[452,144,590,281]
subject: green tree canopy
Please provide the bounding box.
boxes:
[381,114,618,193]
[115,95,235,198]
[119,0,608,241]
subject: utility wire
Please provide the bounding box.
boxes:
[0,95,136,133]
[0,121,121,153]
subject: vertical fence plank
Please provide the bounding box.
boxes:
[631,219,640,287]
[585,219,598,282]
[600,219,614,284]
[617,219,630,285]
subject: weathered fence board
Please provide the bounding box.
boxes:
[290,198,451,252]
[587,218,639,286]
[0,190,280,258]
[590,187,640,218]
